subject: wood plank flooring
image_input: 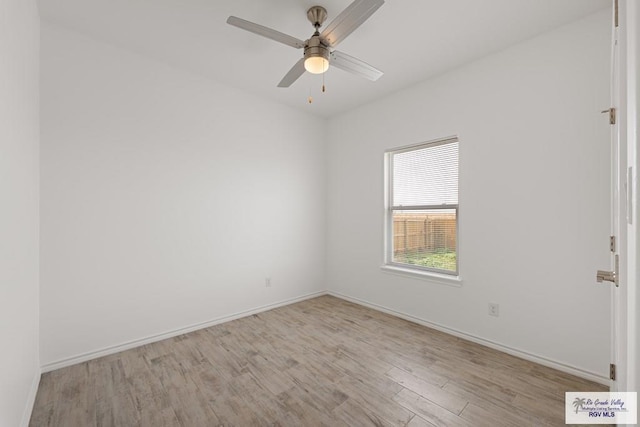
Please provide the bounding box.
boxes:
[30,295,608,426]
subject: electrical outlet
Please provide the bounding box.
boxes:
[265,277,271,287]
[488,303,499,317]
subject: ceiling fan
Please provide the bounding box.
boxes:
[227,0,384,88]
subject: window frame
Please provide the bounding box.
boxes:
[384,136,460,278]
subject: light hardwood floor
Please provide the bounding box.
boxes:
[30,295,608,426]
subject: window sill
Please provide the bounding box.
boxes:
[380,265,462,287]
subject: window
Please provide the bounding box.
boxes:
[385,137,459,276]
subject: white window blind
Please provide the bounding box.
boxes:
[392,141,458,208]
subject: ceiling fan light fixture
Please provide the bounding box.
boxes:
[304,55,329,74]
[304,36,330,74]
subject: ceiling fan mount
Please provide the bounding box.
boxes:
[227,0,384,88]
[307,6,328,31]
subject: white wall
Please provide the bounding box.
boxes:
[0,0,41,425]
[40,23,326,367]
[327,10,612,380]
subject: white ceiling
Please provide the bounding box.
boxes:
[38,0,610,118]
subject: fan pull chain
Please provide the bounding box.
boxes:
[308,72,327,104]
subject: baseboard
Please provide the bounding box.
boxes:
[328,290,611,386]
[20,368,41,427]
[40,289,611,387]
[41,291,327,373]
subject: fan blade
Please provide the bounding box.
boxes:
[278,58,306,87]
[330,50,383,81]
[320,0,384,48]
[227,16,305,49]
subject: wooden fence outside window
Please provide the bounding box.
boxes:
[393,212,456,254]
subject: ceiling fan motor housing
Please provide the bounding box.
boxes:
[304,35,330,63]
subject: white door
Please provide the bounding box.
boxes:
[611,0,640,396]
[606,0,628,394]
[594,0,624,392]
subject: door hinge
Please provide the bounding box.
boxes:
[602,107,617,125]
[610,235,616,252]
[610,363,616,381]
[615,0,619,28]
